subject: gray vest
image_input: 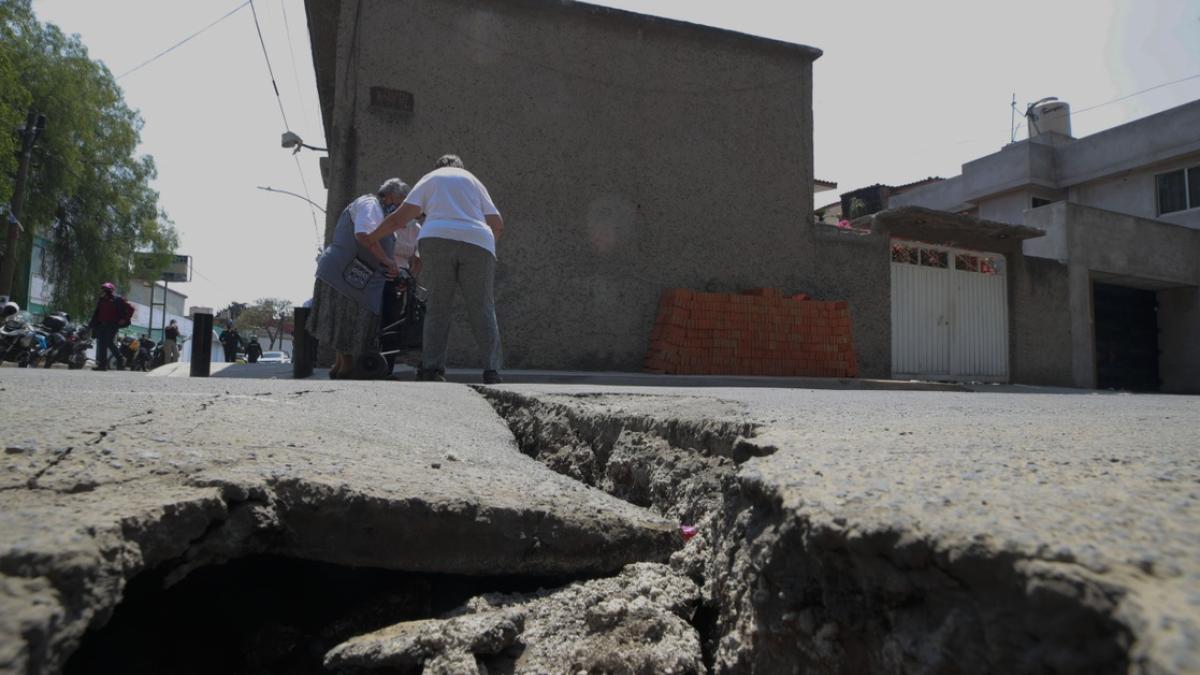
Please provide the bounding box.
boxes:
[315,196,396,316]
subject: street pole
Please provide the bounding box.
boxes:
[161,280,169,341]
[0,112,47,300]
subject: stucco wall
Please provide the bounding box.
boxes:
[1008,255,1074,387]
[1068,157,1200,230]
[317,0,892,374]
[1024,202,1200,286]
[1158,286,1200,394]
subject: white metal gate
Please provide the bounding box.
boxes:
[890,240,1009,381]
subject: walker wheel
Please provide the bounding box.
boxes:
[355,352,390,380]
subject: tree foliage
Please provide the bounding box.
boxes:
[0,0,177,315]
[235,298,294,349]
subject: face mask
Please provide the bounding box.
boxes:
[382,202,398,216]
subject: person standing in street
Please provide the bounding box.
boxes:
[246,335,263,363]
[88,282,132,371]
[366,154,505,384]
[163,319,181,363]
[219,324,242,362]
[308,178,409,379]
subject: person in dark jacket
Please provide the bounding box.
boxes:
[246,335,263,363]
[163,320,181,363]
[218,325,243,362]
[89,282,130,371]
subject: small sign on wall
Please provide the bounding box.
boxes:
[370,87,414,115]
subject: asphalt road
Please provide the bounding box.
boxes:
[1,368,1197,672]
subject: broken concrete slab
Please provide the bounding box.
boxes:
[326,562,703,674]
[482,385,1200,674]
[0,370,678,674]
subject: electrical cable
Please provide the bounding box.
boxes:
[1070,73,1200,117]
[116,2,251,80]
[246,0,323,251]
[248,0,290,130]
[279,0,311,121]
[292,154,324,248]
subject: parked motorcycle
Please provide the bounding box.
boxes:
[38,317,90,370]
[109,335,137,371]
[0,311,38,367]
[130,337,156,372]
[30,312,68,368]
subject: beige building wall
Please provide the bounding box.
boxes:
[309,0,893,374]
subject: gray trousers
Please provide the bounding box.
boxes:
[419,237,502,371]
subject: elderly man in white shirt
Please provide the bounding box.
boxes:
[367,154,505,384]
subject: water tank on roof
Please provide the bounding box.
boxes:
[1028,99,1071,138]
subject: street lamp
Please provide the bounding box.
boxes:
[256,186,326,212]
[280,131,327,155]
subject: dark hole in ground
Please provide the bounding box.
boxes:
[65,555,574,675]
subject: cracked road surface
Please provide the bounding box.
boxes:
[2,369,1198,674]
[485,384,1200,674]
[0,370,677,674]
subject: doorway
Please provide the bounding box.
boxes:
[1093,282,1160,391]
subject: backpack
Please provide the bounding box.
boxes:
[117,297,135,327]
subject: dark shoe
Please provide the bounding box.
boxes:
[92,366,108,371]
[417,368,446,382]
[482,370,503,385]
[328,369,340,380]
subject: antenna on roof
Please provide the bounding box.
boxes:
[1010,93,1018,143]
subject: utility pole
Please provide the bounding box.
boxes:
[0,112,47,300]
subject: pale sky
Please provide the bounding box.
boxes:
[29,0,1200,311]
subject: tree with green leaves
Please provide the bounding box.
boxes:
[0,0,177,315]
[235,298,294,350]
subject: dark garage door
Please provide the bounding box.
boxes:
[1093,283,1160,391]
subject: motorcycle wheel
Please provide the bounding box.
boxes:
[68,359,83,370]
[17,353,30,368]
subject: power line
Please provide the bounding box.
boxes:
[116,2,251,80]
[279,0,311,122]
[292,155,323,249]
[248,0,290,130]
[1071,73,1200,117]
[246,0,323,250]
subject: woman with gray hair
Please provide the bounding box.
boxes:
[308,178,411,378]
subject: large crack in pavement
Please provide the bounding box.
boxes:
[464,387,1162,674]
[3,372,1196,674]
[0,375,683,674]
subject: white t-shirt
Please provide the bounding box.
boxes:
[404,167,500,256]
[349,194,384,235]
[393,221,421,269]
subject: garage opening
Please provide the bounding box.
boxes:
[1093,282,1160,391]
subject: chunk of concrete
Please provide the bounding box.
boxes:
[0,371,678,674]
[326,562,703,674]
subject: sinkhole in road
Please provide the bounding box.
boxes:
[63,555,574,675]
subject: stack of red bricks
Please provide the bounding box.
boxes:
[643,288,859,378]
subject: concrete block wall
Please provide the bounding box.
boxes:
[1008,255,1074,387]
[310,0,902,376]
